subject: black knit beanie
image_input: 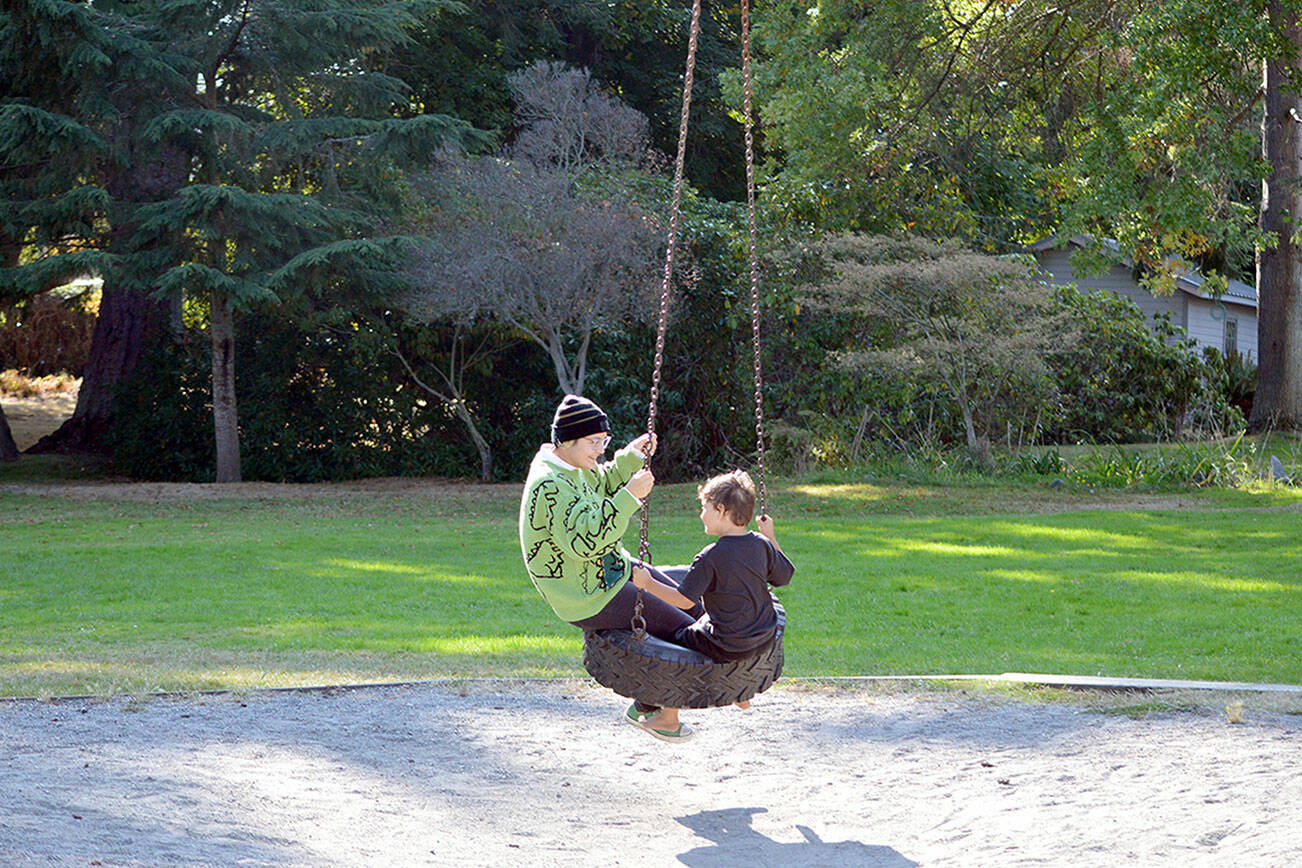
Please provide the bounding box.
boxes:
[551,394,610,444]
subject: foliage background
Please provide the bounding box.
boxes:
[0,0,1276,481]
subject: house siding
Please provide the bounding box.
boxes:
[1036,249,1185,328]
[1186,297,1258,360]
[1034,247,1257,360]
[1237,311,1259,360]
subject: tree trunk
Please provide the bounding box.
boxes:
[393,344,494,482]
[1253,4,1302,431]
[453,400,493,482]
[27,109,184,455]
[544,335,580,396]
[0,401,17,462]
[210,292,242,483]
[28,287,171,453]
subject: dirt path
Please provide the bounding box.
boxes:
[2,680,1298,867]
[1,391,76,451]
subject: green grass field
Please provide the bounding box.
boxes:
[3,471,1301,698]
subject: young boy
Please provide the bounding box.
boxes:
[631,469,794,674]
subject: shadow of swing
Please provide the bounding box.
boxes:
[675,807,917,867]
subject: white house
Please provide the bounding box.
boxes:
[1029,235,1257,361]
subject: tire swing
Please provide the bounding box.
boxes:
[581,0,782,710]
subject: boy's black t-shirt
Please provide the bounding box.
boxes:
[677,531,795,655]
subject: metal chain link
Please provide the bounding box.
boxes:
[631,586,647,638]
[740,0,769,516]
[632,0,703,639]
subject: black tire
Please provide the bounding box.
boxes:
[582,603,785,709]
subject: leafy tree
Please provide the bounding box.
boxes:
[1058,1,1302,430]
[805,234,1071,461]
[404,63,662,437]
[747,0,1128,245]
[749,0,1302,434]
[1063,3,1264,279]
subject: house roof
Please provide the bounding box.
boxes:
[1028,235,1256,310]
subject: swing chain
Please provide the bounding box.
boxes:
[630,0,770,633]
[631,587,647,639]
[740,0,768,517]
[632,0,703,639]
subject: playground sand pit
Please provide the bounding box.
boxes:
[2,680,1298,867]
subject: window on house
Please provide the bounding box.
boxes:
[1225,318,1238,357]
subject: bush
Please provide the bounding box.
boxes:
[0,292,96,376]
[1206,347,1256,421]
[105,337,215,482]
[234,314,451,482]
[1065,437,1264,488]
[1046,287,1236,442]
[106,309,558,482]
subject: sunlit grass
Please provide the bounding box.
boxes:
[787,481,903,500]
[3,477,1302,696]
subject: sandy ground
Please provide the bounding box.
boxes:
[2,680,1299,867]
[1,392,76,452]
[4,397,1300,865]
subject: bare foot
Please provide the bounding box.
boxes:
[645,709,681,731]
[735,700,751,710]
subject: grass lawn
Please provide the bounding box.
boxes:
[3,469,1302,697]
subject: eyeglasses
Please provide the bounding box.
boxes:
[585,435,612,450]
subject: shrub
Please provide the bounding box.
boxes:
[0,292,96,376]
[1065,437,1264,488]
[105,337,215,482]
[106,309,558,483]
[1209,347,1256,421]
[1046,287,1235,442]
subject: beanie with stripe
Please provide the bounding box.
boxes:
[551,394,610,444]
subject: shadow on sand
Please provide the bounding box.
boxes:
[676,807,917,867]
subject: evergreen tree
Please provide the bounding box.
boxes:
[3,0,484,478]
[0,0,130,457]
[126,0,487,481]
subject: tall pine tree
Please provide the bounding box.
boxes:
[2,0,195,455]
[3,0,484,478]
[0,0,125,458]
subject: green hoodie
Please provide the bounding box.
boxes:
[519,443,645,622]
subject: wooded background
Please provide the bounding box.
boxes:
[1,0,1294,481]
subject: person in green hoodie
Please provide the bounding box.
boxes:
[520,394,699,741]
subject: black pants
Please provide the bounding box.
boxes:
[571,563,701,714]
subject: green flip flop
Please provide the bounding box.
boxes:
[623,710,695,742]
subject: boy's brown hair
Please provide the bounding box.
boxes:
[698,470,756,527]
